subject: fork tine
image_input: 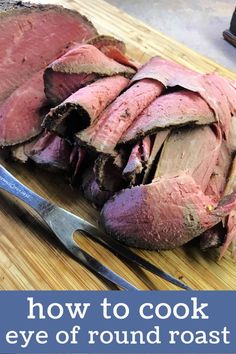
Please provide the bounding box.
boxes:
[44,207,190,290]
[43,208,138,290]
[80,221,191,290]
[69,242,139,291]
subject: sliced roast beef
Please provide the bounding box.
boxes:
[120,90,215,144]
[200,224,226,251]
[44,72,97,107]
[123,143,142,179]
[81,167,112,207]
[131,56,202,91]
[44,44,135,105]
[199,74,236,138]
[101,174,236,250]
[200,143,229,251]
[219,156,236,259]
[227,115,236,151]
[0,70,48,146]
[205,141,232,203]
[94,155,127,192]
[44,76,129,137]
[0,1,97,103]
[26,131,72,171]
[87,35,139,70]
[123,136,151,185]
[70,146,86,180]
[49,43,132,77]
[142,130,170,184]
[142,135,152,161]
[87,34,126,56]
[155,125,221,192]
[130,57,236,139]
[76,79,164,154]
[221,211,236,259]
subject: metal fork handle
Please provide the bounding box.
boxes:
[0,165,53,215]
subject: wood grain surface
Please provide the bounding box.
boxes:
[0,0,236,291]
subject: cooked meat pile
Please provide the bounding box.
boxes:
[1,1,236,257]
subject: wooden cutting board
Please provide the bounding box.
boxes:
[1,0,236,291]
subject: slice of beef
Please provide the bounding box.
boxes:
[94,155,127,192]
[0,70,48,146]
[123,143,143,179]
[87,35,126,55]
[131,56,202,91]
[142,130,170,184]
[222,211,236,259]
[76,79,164,155]
[155,125,221,192]
[200,74,236,138]
[123,136,151,185]
[219,156,236,259]
[44,72,98,107]
[199,142,232,252]
[44,76,129,137]
[142,135,152,161]
[200,224,226,251]
[44,44,135,105]
[205,141,232,203]
[120,90,215,144]
[81,166,112,207]
[87,35,139,70]
[26,131,72,171]
[130,57,236,139]
[70,146,86,181]
[101,174,236,250]
[227,115,236,151]
[0,1,97,103]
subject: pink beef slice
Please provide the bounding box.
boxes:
[227,115,236,152]
[200,142,231,252]
[26,131,72,171]
[131,56,202,91]
[0,1,97,103]
[101,174,236,250]
[123,136,152,185]
[200,74,236,139]
[87,35,126,56]
[205,141,232,203]
[44,72,98,107]
[219,156,236,259]
[200,224,226,251]
[69,146,86,180]
[44,44,135,105]
[0,70,47,146]
[76,79,164,154]
[123,143,142,173]
[201,142,234,254]
[155,125,222,192]
[94,154,127,193]
[142,130,170,184]
[81,166,113,207]
[44,76,129,137]
[130,57,236,138]
[121,90,215,144]
[220,211,236,259]
[87,35,139,70]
